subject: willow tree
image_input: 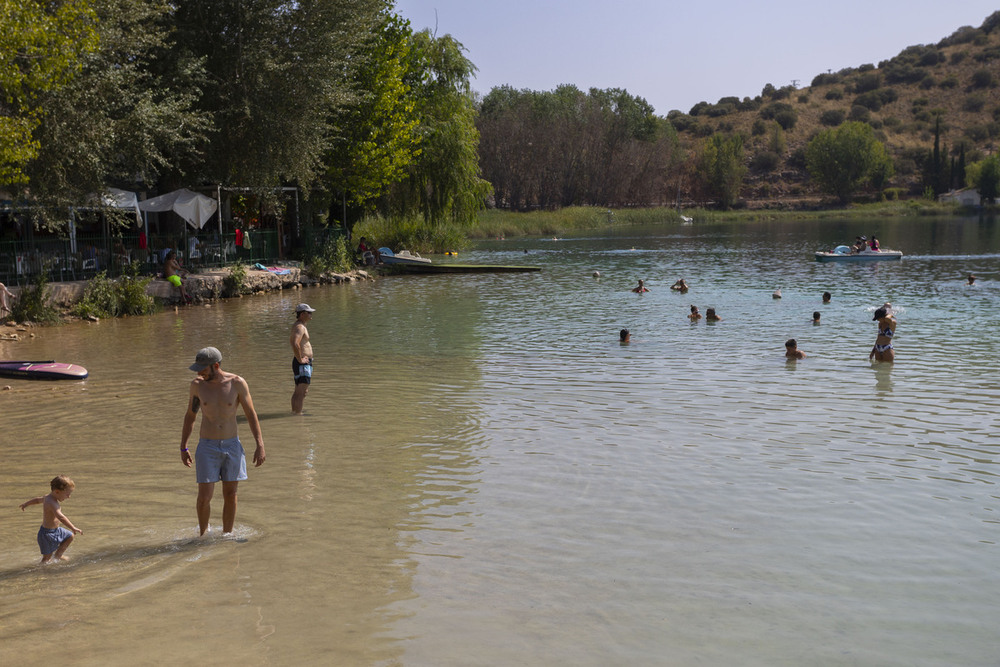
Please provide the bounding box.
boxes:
[0,0,98,185]
[394,29,491,225]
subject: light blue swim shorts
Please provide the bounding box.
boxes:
[195,437,248,483]
[37,525,73,555]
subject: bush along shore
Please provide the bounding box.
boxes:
[0,263,372,336]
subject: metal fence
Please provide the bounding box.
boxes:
[0,230,279,286]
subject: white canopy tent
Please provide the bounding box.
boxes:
[102,188,143,226]
[137,188,218,229]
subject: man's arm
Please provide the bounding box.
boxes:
[180,381,199,467]
[236,377,266,466]
[290,324,305,363]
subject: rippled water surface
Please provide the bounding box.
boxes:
[2,216,998,666]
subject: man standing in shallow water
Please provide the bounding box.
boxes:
[180,347,265,535]
[290,303,315,414]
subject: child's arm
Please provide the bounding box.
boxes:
[19,496,44,511]
[54,508,82,534]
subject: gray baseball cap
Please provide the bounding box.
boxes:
[189,346,222,371]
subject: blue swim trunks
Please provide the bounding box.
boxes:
[292,357,313,385]
[37,525,73,555]
[195,437,247,484]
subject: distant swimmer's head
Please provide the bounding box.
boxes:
[813,311,821,321]
[873,307,888,321]
[785,339,797,349]
[620,328,630,342]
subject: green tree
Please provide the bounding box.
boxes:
[966,155,1000,204]
[20,0,209,213]
[805,121,893,202]
[0,0,98,184]
[171,0,386,192]
[695,133,746,210]
[325,12,421,212]
[394,29,491,225]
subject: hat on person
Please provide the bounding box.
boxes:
[189,346,222,371]
[295,303,316,313]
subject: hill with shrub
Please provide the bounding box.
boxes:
[664,11,1000,206]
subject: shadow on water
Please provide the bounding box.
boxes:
[871,361,894,395]
[0,528,255,587]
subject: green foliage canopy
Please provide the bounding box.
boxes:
[325,12,421,210]
[695,133,747,210]
[0,0,98,184]
[805,121,894,202]
[966,155,1000,204]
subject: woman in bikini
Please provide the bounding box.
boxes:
[869,307,896,362]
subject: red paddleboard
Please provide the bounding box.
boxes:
[0,360,89,380]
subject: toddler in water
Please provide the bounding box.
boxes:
[19,475,82,562]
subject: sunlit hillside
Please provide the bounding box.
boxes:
[666,11,1000,204]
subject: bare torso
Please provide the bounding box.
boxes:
[192,370,244,439]
[291,321,312,361]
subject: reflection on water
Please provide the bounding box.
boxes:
[2,215,999,665]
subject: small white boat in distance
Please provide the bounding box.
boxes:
[815,245,902,262]
[378,247,432,265]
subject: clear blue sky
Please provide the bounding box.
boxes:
[393,1,999,115]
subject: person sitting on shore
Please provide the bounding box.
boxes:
[164,250,192,303]
[357,237,380,266]
[671,278,689,292]
[785,339,806,359]
[632,280,649,293]
[688,305,702,321]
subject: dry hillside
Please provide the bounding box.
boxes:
[667,11,1000,204]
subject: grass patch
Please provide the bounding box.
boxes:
[468,202,965,238]
[353,215,470,254]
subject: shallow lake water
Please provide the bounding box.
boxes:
[2,215,999,666]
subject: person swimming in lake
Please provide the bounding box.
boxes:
[967,273,976,286]
[785,339,806,359]
[688,305,701,321]
[813,311,821,324]
[822,291,831,303]
[869,307,896,362]
[632,280,649,293]
[705,308,721,321]
[619,328,630,343]
[671,278,689,292]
